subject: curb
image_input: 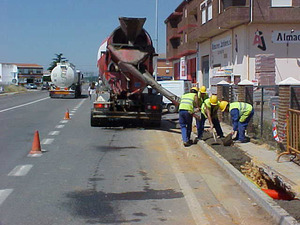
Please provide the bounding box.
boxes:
[192,132,298,225]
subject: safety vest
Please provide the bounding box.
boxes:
[198,93,208,106]
[179,93,196,113]
[229,102,253,122]
[201,98,220,118]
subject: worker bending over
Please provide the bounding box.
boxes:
[197,95,224,140]
[220,101,254,143]
[178,87,200,147]
[196,86,209,139]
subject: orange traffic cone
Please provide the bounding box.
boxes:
[29,130,42,155]
[261,189,294,200]
[64,109,70,120]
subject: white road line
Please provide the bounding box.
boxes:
[0,189,13,206]
[60,120,68,123]
[0,97,50,113]
[161,131,210,225]
[48,131,60,136]
[70,111,76,113]
[41,138,54,145]
[8,165,33,176]
[69,113,74,116]
[55,125,64,129]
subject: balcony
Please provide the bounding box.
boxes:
[177,24,198,34]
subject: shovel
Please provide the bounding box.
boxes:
[211,130,220,145]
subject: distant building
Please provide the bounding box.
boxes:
[165,0,300,89]
[0,63,18,85]
[156,54,173,81]
[0,63,43,86]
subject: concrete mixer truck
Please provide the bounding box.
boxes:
[90,17,181,127]
[49,62,82,98]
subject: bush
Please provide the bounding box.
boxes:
[3,85,27,93]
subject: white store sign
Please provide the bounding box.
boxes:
[272,31,300,43]
[211,36,232,52]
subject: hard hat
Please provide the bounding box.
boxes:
[191,87,199,92]
[219,101,229,112]
[200,86,207,93]
[210,95,218,105]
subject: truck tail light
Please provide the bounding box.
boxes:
[94,103,109,109]
[64,87,68,90]
[146,105,159,110]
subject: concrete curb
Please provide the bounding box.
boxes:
[192,133,298,225]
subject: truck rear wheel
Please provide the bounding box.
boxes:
[167,104,178,113]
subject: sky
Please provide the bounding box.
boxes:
[0,0,183,74]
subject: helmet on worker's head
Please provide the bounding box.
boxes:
[210,95,218,105]
[190,87,199,93]
[199,86,207,93]
[219,101,229,112]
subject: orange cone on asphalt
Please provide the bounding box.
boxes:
[29,130,42,155]
[64,109,70,120]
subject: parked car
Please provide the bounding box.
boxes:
[41,83,50,90]
[25,83,38,89]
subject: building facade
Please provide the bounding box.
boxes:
[165,0,300,92]
[156,54,173,80]
[0,63,43,86]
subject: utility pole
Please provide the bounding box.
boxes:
[154,0,158,80]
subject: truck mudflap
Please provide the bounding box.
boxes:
[91,110,161,127]
[49,90,76,98]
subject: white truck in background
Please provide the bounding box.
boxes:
[50,62,82,98]
[158,80,192,113]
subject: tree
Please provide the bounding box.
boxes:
[47,53,68,71]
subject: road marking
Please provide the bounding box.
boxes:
[161,131,210,225]
[48,131,60,136]
[0,189,13,206]
[41,138,54,145]
[60,120,68,123]
[69,113,74,116]
[8,165,33,176]
[55,125,64,129]
[0,97,50,113]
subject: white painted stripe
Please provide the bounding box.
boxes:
[60,120,68,123]
[41,138,54,145]
[161,131,210,225]
[70,111,76,113]
[55,125,64,129]
[0,189,13,206]
[8,165,33,176]
[0,97,50,113]
[72,108,78,111]
[48,131,60,136]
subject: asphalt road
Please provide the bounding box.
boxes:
[0,88,276,225]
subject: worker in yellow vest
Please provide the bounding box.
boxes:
[196,86,209,139]
[179,87,200,147]
[219,101,254,143]
[197,95,224,140]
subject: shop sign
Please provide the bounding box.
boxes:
[211,36,232,52]
[272,30,300,43]
[179,57,187,80]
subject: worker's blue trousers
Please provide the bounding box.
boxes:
[179,110,193,143]
[233,109,254,142]
[196,113,223,139]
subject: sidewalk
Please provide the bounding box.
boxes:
[166,114,300,224]
[220,122,300,198]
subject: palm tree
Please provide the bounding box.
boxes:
[47,53,68,71]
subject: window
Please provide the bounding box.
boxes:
[185,33,188,43]
[208,1,213,21]
[184,8,188,18]
[201,2,206,24]
[271,0,292,7]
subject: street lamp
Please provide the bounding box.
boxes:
[154,0,158,80]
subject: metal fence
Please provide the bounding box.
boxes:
[220,85,279,145]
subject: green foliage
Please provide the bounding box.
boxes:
[47,53,68,71]
[4,85,27,93]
